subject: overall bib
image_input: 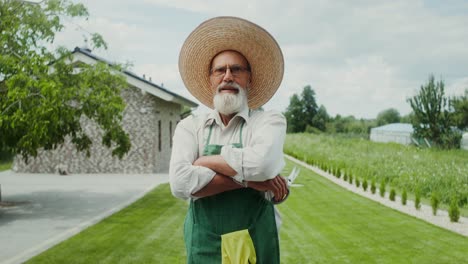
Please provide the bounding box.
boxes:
[184,121,280,264]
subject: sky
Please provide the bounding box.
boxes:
[53,0,468,119]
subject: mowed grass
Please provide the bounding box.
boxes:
[279,161,468,263]
[27,160,467,264]
[0,160,12,172]
[0,150,13,172]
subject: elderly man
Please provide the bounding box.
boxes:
[170,16,287,264]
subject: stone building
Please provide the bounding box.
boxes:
[13,47,197,174]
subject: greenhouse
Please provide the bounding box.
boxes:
[370,123,414,145]
[461,133,468,150]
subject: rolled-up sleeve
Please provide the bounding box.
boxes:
[169,116,216,199]
[220,111,286,182]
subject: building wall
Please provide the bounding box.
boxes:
[13,86,181,174]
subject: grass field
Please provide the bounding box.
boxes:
[0,150,13,172]
[285,133,468,213]
[0,161,12,172]
[26,160,468,264]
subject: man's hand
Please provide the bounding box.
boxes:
[247,175,288,202]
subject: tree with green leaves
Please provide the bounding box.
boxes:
[0,0,130,160]
[376,108,401,126]
[284,85,319,133]
[312,105,329,131]
[400,112,414,123]
[301,85,318,127]
[450,89,468,131]
[407,75,460,148]
[284,94,305,133]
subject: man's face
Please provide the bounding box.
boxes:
[210,50,251,94]
[210,50,251,115]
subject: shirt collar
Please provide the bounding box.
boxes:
[204,105,250,127]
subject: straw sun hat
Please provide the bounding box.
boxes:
[178,16,284,109]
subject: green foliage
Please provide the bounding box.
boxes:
[376,108,401,126]
[439,131,462,150]
[379,181,386,197]
[0,0,131,159]
[327,115,375,136]
[402,189,407,205]
[407,75,460,149]
[312,105,329,131]
[343,174,348,182]
[355,178,360,188]
[450,89,468,130]
[301,85,318,126]
[332,167,339,178]
[305,125,323,134]
[431,192,440,216]
[449,197,460,222]
[371,179,376,194]
[0,149,13,161]
[284,85,320,133]
[389,189,396,201]
[284,94,304,133]
[362,178,368,191]
[285,133,468,210]
[181,105,193,119]
[400,112,414,123]
[415,190,421,210]
[348,174,353,184]
[0,149,13,171]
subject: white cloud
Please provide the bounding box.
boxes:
[51,0,468,119]
[446,77,468,96]
[273,55,414,118]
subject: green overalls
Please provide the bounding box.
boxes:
[184,120,280,264]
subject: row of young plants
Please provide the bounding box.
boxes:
[284,133,467,219]
[323,164,460,222]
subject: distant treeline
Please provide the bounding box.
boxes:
[285,76,468,148]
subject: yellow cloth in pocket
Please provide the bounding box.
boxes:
[221,229,257,264]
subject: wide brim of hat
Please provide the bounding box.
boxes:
[179,16,284,109]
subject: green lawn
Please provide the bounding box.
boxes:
[26,160,467,264]
[0,150,13,172]
[0,160,12,172]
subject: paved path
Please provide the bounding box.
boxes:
[0,170,169,264]
[285,155,468,237]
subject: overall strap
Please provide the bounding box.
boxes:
[205,122,215,146]
[239,109,250,146]
[239,121,245,146]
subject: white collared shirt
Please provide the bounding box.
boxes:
[169,106,287,200]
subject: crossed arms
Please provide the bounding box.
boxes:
[169,111,287,201]
[191,155,288,202]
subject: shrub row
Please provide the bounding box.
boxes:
[285,134,468,209]
[310,157,461,223]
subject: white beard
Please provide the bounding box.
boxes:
[213,82,248,115]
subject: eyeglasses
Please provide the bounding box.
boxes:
[210,64,251,78]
